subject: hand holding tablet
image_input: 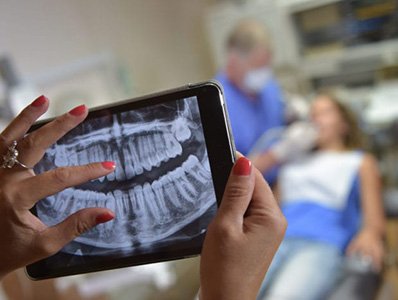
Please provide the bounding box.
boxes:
[0,96,117,280]
[200,155,286,300]
[0,82,286,299]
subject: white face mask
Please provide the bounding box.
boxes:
[242,66,272,94]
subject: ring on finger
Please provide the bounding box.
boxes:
[0,140,33,170]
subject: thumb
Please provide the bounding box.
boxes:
[345,239,359,257]
[37,208,114,256]
[217,156,254,224]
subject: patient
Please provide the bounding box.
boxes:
[253,92,385,300]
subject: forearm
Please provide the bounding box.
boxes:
[359,154,386,238]
[360,195,385,237]
[250,151,278,174]
[361,213,385,238]
[0,269,8,282]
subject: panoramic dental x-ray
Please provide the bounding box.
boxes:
[34,96,217,257]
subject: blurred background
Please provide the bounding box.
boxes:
[1,0,398,299]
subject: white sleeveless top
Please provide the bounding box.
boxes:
[279,151,363,211]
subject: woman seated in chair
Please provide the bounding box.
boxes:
[252,92,386,300]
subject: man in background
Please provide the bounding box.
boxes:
[216,19,285,184]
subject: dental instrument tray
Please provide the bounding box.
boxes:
[26,80,236,279]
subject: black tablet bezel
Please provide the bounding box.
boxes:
[25,80,236,280]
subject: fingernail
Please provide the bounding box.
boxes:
[31,95,48,107]
[233,157,252,176]
[101,161,116,170]
[69,104,86,116]
[96,212,115,224]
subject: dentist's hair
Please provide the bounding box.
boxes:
[226,19,271,54]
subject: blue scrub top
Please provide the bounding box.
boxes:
[216,72,285,184]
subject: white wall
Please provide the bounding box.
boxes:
[0,0,214,110]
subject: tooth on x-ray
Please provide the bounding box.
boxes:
[35,97,217,255]
[173,117,191,142]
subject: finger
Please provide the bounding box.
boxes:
[346,239,369,258]
[371,254,382,272]
[18,104,88,167]
[346,241,362,257]
[246,168,281,216]
[370,246,383,272]
[244,168,286,233]
[217,156,254,224]
[36,208,115,257]
[15,162,116,208]
[0,96,49,147]
[236,151,243,159]
[362,248,379,271]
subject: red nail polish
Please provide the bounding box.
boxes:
[233,157,252,176]
[101,161,116,170]
[69,105,86,116]
[96,212,115,224]
[31,95,48,107]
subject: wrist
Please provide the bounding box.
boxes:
[360,226,384,239]
[0,262,14,282]
[200,286,257,300]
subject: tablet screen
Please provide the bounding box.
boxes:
[33,96,217,269]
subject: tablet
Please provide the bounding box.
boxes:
[26,81,236,279]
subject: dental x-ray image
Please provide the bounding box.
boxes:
[34,96,217,261]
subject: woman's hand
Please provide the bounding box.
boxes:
[346,228,384,272]
[200,155,287,300]
[0,96,116,280]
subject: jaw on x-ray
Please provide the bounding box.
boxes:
[35,97,217,256]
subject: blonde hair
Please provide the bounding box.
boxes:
[316,91,366,150]
[226,19,271,54]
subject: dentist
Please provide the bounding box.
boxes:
[215,19,285,184]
